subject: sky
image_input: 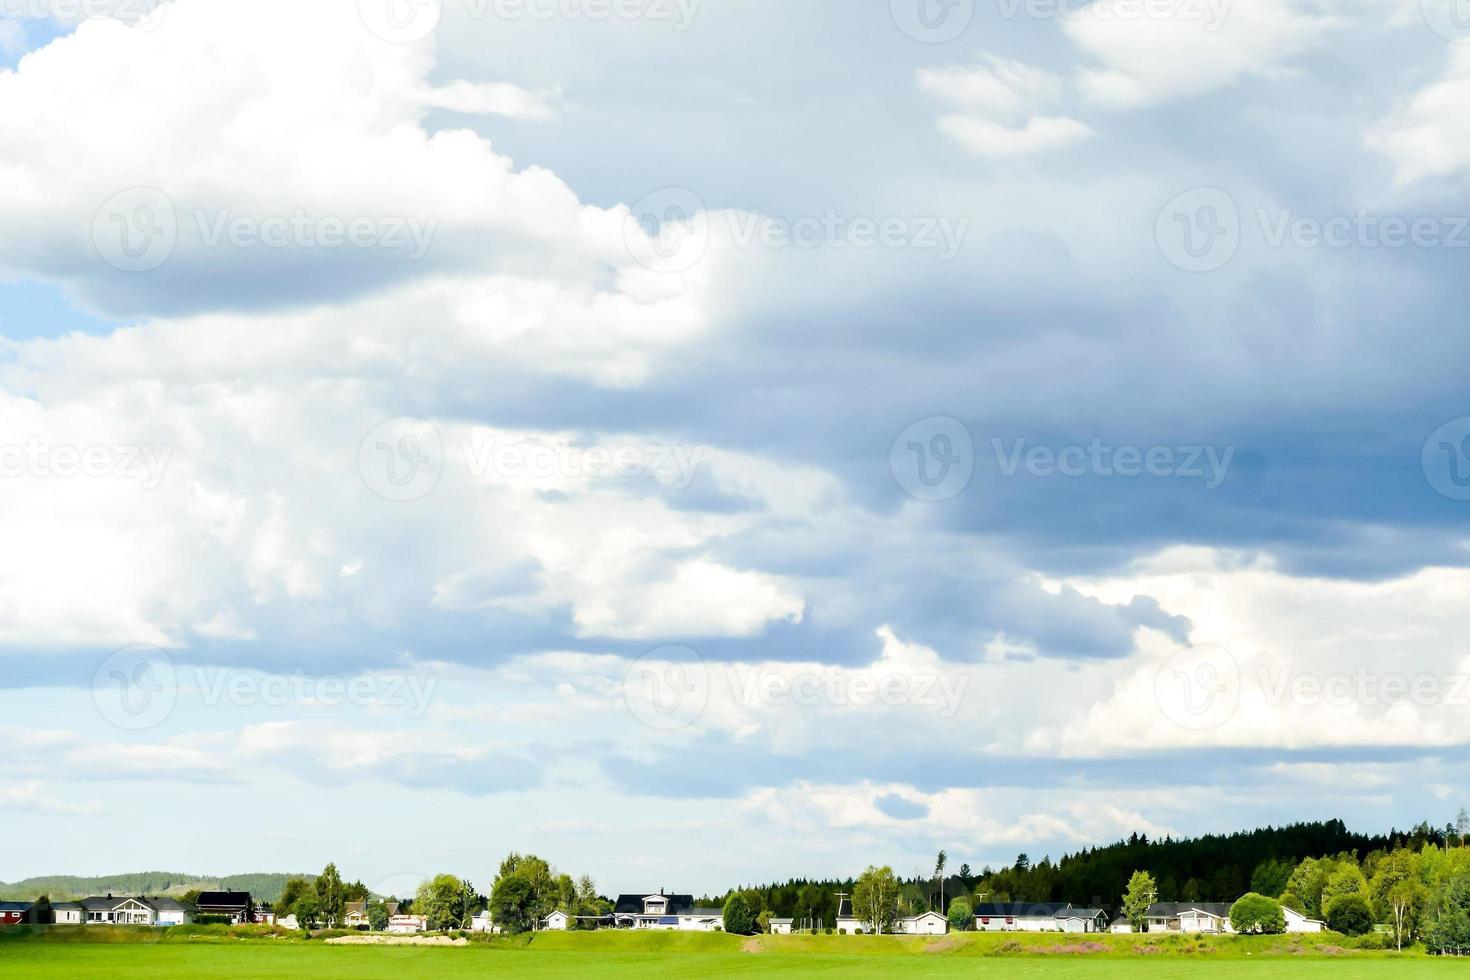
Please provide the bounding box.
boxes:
[1,0,1469,898]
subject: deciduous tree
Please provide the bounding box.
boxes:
[1122,870,1157,933]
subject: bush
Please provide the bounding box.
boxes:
[1230,893,1286,934]
[192,916,231,926]
[855,928,866,935]
[722,894,756,936]
[824,927,833,935]
[1326,894,1374,936]
[947,897,973,932]
[1354,930,1391,950]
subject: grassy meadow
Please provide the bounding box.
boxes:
[1,925,1462,978]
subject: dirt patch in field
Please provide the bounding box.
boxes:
[923,936,965,953]
[325,934,468,946]
[1025,942,1108,955]
[741,937,764,953]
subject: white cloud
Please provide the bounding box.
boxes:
[0,780,103,816]
[919,56,1092,159]
[1368,46,1470,184]
[1065,0,1336,108]
[937,114,1095,159]
[918,57,1067,121]
[1034,548,1470,754]
[418,80,563,120]
[0,0,625,313]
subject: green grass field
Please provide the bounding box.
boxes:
[1,926,1463,978]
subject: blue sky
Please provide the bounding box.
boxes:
[1,0,1469,896]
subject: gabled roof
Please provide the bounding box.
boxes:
[836,896,853,919]
[612,893,694,915]
[75,895,185,914]
[0,901,32,912]
[1056,907,1107,920]
[973,902,1070,917]
[903,911,948,921]
[1146,902,1232,918]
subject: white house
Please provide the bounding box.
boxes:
[611,892,723,931]
[1283,906,1325,933]
[51,902,83,925]
[1146,903,1235,934]
[470,910,498,933]
[769,918,794,935]
[1054,908,1109,933]
[387,914,427,933]
[973,902,1069,932]
[834,897,948,935]
[277,914,300,930]
[543,910,570,930]
[77,896,191,927]
[894,911,949,935]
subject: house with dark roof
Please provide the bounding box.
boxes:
[972,901,1069,932]
[610,891,722,931]
[1145,902,1235,934]
[972,902,1108,933]
[0,901,32,926]
[194,891,252,924]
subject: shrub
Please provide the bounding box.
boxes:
[824,927,833,935]
[721,894,755,936]
[947,897,973,932]
[1230,893,1286,934]
[855,928,866,935]
[1325,894,1374,936]
[1354,930,1390,950]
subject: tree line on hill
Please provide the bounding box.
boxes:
[0,872,300,903]
[705,816,1470,939]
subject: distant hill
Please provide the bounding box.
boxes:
[0,872,303,903]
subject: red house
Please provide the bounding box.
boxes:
[0,902,33,925]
